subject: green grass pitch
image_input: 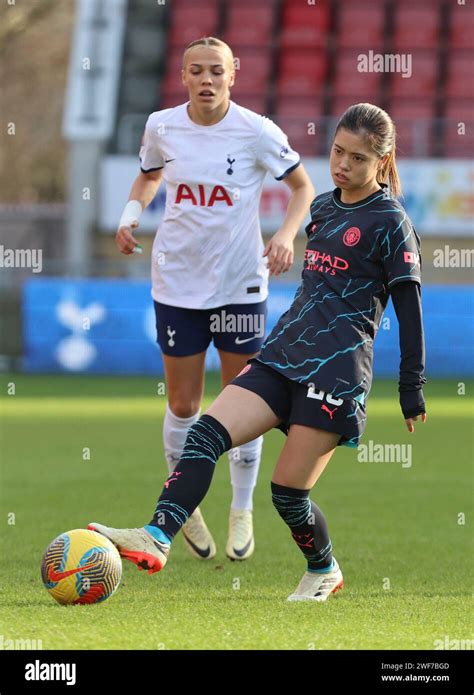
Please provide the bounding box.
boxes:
[0,373,472,650]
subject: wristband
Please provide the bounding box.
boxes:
[119,200,142,229]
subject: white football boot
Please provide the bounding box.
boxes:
[287,558,344,602]
[226,509,255,561]
[87,522,169,574]
[181,507,216,560]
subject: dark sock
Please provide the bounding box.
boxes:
[148,414,232,540]
[271,482,333,572]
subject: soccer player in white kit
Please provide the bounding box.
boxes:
[115,37,314,562]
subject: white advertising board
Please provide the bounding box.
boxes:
[100,157,473,236]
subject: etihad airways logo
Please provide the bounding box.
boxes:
[304,249,349,274]
[174,184,234,206]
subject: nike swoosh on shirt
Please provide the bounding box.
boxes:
[48,562,98,582]
[235,335,258,345]
[165,158,175,163]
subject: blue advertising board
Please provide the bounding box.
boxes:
[23,279,473,379]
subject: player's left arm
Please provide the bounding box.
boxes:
[263,165,315,276]
[381,214,427,432]
[391,281,427,432]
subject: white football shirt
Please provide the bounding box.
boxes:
[139,100,300,309]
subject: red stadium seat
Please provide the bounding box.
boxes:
[161,49,186,93]
[392,6,440,50]
[443,100,474,157]
[392,0,443,4]
[389,52,438,99]
[280,0,331,49]
[332,51,383,100]
[275,117,319,156]
[277,49,328,98]
[171,0,218,8]
[444,101,474,126]
[275,97,324,120]
[160,91,187,110]
[329,97,364,118]
[231,50,271,96]
[232,94,268,114]
[275,99,324,156]
[337,5,385,49]
[445,53,474,99]
[168,6,219,47]
[387,99,436,120]
[386,99,436,157]
[449,4,474,48]
[223,3,275,47]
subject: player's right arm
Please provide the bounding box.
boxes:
[116,169,163,255]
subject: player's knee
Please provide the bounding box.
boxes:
[181,414,233,461]
[167,399,201,419]
[271,481,310,523]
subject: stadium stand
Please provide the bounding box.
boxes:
[114,0,473,159]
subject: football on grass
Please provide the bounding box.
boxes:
[41,529,122,605]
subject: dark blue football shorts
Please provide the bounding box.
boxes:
[154,300,268,357]
[230,358,367,448]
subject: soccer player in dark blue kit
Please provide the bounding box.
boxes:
[90,103,427,601]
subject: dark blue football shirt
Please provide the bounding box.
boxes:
[256,185,422,403]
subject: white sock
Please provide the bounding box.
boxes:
[228,436,263,511]
[163,403,201,473]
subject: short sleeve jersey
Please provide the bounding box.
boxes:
[139,101,300,309]
[256,186,422,403]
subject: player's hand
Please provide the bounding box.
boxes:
[116,224,140,255]
[263,229,294,276]
[405,412,427,433]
